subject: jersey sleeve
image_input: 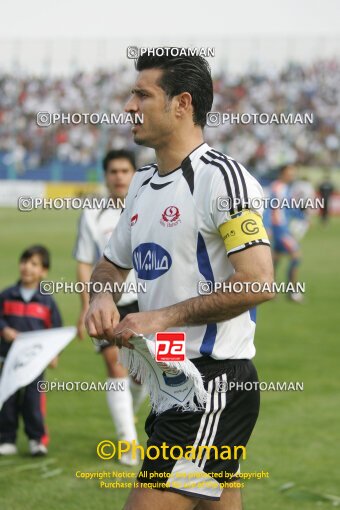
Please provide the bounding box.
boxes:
[0,291,9,332]
[73,211,97,264]
[103,177,138,270]
[50,298,63,328]
[209,159,270,256]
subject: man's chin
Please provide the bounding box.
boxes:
[133,131,155,148]
[133,134,147,146]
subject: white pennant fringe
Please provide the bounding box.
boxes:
[119,336,208,415]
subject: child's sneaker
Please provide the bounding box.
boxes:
[29,440,48,456]
[0,443,18,455]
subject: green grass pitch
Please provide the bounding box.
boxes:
[0,207,339,510]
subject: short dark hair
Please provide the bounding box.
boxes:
[19,245,50,269]
[135,49,214,128]
[102,149,136,172]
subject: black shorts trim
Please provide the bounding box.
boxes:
[190,356,251,370]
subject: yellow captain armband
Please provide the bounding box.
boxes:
[218,210,270,255]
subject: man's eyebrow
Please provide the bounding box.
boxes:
[131,87,150,94]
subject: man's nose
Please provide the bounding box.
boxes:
[124,97,138,113]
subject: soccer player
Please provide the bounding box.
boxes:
[73,149,146,465]
[0,245,61,456]
[318,172,334,224]
[266,164,303,303]
[85,51,275,509]
[290,177,315,241]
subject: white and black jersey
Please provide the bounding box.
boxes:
[104,143,269,359]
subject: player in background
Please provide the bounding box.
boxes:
[290,177,315,241]
[85,51,275,510]
[0,245,61,456]
[265,164,303,303]
[318,172,334,224]
[73,150,146,465]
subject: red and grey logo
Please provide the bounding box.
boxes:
[130,213,138,226]
[160,206,181,227]
[155,332,186,361]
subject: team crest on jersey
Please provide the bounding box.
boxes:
[132,243,172,280]
[130,213,138,226]
[160,206,181,227]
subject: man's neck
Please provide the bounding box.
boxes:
[155,131,205,176]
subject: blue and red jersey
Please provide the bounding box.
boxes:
[0,281,62,358]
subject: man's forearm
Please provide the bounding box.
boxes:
[89,257,129,304]
[162,272,275,328]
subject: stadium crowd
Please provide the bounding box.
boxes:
[0,59,339,176]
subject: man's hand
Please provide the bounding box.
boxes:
[84,256,133,347]
[2,327,17,342]
[85,293,122,345]
[112,311,170,346]
[85,294,169,349]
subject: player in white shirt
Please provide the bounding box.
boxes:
[85,51,275,509]
[290,177,315,241]
[73,150,146,465]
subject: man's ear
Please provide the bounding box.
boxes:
[175,92,193,118]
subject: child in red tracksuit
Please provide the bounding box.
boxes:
[0,245,62,456]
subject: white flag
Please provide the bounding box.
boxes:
[121,334,208,414]
[0,326,76,409]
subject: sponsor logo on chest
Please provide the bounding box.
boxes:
[132,243,172,280]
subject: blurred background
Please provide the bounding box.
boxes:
[0,38,339,178]
[0,1,339,509]
[0,38,339,206]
